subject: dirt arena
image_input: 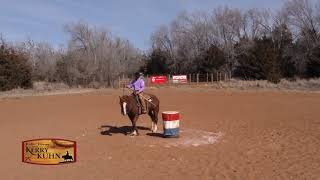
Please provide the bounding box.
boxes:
[1,88,320,180]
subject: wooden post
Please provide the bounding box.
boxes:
[118,75,121,89]
[196,73,199,85]
[146,74,149,87]
[206,73,209,83]
[216,72,219,82]
[189,74,191,83]
[211,73,213,84]
[224,73,227,82]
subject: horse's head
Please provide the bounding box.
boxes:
[119,96,128,116]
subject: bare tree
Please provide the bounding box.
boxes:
[62,21,141,87]
[242,8,272,40]
[284,0,319,44]
[17,39,58,81]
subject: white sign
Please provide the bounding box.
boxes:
[172,75,187,83]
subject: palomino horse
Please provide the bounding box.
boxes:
[119,93,160,136]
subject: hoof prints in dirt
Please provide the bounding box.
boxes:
[163,129,223,148]
[147,129,223,148]
[99,125,223,148]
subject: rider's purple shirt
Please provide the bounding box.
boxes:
[127,78,145,93]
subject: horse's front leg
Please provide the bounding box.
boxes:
[129,115,139,136]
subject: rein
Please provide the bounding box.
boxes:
[123,88,156,107]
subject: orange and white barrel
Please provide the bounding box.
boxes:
[162,111,180,137]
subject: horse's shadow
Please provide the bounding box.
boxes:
[146,132,164,138]
[100,125,150,136]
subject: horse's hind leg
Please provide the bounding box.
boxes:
[154,109,159,133]
[148,111,155,132]
[149,110,158,133]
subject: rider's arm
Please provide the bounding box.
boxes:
[127,80,134,89]
[138,80,145,93]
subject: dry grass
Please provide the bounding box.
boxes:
[0,82,95,99]
[1,78,319,99]
[147,78,320,92]
[32,81,70,91]
[207,78,320,91]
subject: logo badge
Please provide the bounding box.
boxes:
[22,139,76,165]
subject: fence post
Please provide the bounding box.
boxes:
[211,73,213,84]
[196,73,199,85]
[206,73,209,83]
[189,74,191,84]
[216,72,219,82]
[118,75,121,88]
[146,74,149,87]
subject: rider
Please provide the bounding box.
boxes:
[127,72,147,114]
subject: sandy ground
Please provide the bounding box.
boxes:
[0,88,320,180]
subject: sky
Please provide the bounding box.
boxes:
[0,0,285,50]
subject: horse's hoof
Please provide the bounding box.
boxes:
[129,134,139,137]
[151,125,158,133]
[128,130,138,136]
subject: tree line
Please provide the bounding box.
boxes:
[145,0,320,83]
[0,22,142,90]
[0,0,319,91]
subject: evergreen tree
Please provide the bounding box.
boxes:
[306,44,320,78]
[197,44,226,73]
[145,49,170,75]
[234,37,281,83]
[272,23,296,78]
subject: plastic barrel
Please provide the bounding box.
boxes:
[162,111,180,138]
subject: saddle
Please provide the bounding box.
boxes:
[133,93,152,115]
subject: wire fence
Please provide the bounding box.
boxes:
[118,72,231,88]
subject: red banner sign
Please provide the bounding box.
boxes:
[172,75,187,83]
[150,76,167,84]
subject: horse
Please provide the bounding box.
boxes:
[119,93,160,136]
[62,151,73,162]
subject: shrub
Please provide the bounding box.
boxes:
[0,45,32,91]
